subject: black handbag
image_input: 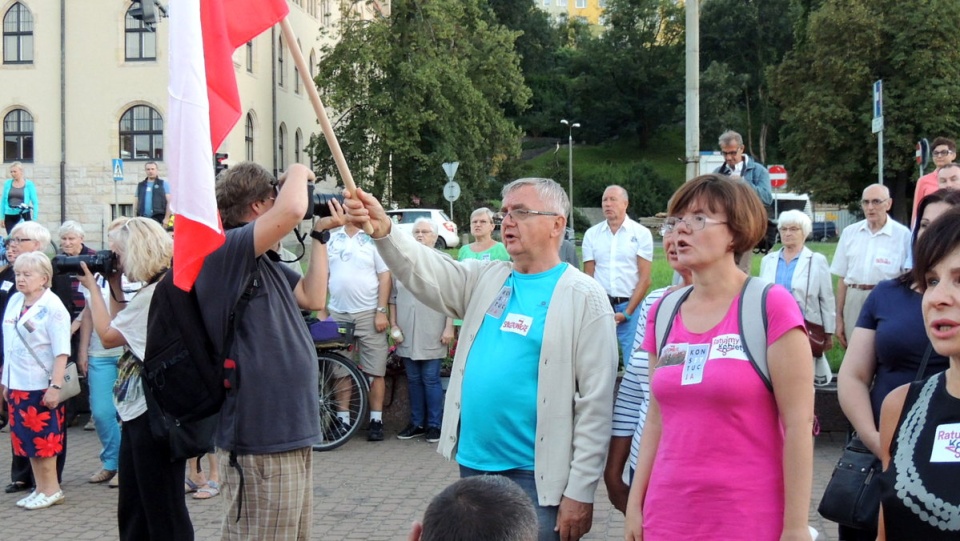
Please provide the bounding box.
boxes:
[816,435,883,528]
[817,343,933,529]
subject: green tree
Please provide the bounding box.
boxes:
[699,0,796,162]
[568,0,685,145]
[773,0,960,215]
[307,0,531,219]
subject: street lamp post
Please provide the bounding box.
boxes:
[560,119,580,237]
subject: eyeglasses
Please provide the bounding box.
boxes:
[860,198,889,207]
[7,237,33,245]
[933,150,954,157]
[659,215,727,235]
[720,150,741,157]
[501,209,560,222]
[778,226,802,233]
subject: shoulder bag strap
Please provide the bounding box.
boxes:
[15,321,51,381]
[654,285,693,357]
[915,343,933,382]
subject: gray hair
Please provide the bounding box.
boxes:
[470,207,495,222]
[10,221,51,251]
[605,185,629,202]
[413,216,438,235]
[58,220,85,239]
[777,210,812,238]
[718,130,743,147]
[502,177,569,216]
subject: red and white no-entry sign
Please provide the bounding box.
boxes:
[769,164,788,189]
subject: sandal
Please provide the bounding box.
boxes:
[193,480,220,500]
[184,478,201,494]
[89,469,117,484]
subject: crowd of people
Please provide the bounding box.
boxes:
[1,129,959,540]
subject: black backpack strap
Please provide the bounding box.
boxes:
[737,277,774,392]
[222,265,261,523]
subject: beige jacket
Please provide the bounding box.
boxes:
[374,229,618,505]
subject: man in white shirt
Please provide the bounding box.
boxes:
[327,222,392,441]
[830,183,911,348]
[582,185,653,361]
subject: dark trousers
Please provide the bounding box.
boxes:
[11,427,66,486]
[838,525,877,541]
[460,465,560,541]
[118,413,193,541]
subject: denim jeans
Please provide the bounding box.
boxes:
[460,465,559,541]
[615,301,639,363]
[404,357,443,428]
[88,355,121,471]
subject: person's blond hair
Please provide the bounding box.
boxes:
[109,217,171,283]
[13,251,53,289]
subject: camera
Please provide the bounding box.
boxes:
[52,250,118,276]
[303,183,344,220]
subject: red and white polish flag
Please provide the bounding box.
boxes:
[167,0,289,291]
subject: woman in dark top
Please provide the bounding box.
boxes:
[837,189,960,540]
[877,206,960,540]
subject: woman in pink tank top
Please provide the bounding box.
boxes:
[624,174,815,541]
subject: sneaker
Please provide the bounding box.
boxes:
[88,469,117,484]
[16,491,38,507]
[83,419,96,431]
[109,475,119,489]
[396,424,425,440]
[324,417,351,441]
[367,420,384,441]
[23,490,64,510]
[424,426,441,443]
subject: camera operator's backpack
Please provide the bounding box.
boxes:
[141,268,260,459]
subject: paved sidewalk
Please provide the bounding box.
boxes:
[0,421,845,540]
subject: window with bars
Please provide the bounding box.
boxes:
[278,124,287,171]
[3,2,33,64]
[295,129,302,164]
[3,109,33,162]
[245,113,254,161]
[246,41,253,72]
[119,105,163,161]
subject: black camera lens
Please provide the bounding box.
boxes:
[302,183,345,220]
[51,250,117,276]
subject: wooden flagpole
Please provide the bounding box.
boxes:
[279,18,373,232]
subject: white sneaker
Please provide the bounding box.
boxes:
[23,490,64,510]
[16,491,37,507]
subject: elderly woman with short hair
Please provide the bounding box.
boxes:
[458,207,510,262]
[759,210,836,385]
[1,251,72,510]
[2,222,64,496]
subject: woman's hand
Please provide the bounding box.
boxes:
[780,526,813,541]
[77,261,97,290]
[343,189,392,239]
[623,507,643,541]
[42,387,60,409]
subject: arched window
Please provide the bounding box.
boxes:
[278,123,287,171]
[277,37,284,87]
[3,3,33,64]
[3,109,33,162]
[295,129,302,164]
[245,41,253,72]
[294,40,301,94]
[125,5,156,61]
[245,113,254,160]
[119,105,163,160]
[309,50,316,80]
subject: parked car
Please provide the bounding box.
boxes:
[385,209,460,249]
[810,221,837,241]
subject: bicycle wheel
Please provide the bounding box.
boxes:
[313,351,369,451]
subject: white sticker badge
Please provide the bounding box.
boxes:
[930,423,960,463]
[681,343,710,385]
[501,313,533,336]
[0,281,11,292]
[486,285,512,319]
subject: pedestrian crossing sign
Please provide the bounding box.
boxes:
[112,159,124,181]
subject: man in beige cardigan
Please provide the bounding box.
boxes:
[344,178,618,541]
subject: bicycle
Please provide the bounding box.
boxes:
[311,320,370,451]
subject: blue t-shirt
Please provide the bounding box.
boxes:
[456,263,566,472]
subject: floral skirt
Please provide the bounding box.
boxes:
[8,389,66,458]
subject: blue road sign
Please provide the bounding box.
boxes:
[112,159,124,182]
